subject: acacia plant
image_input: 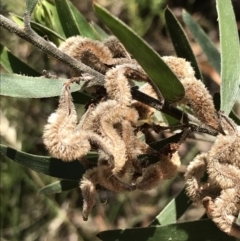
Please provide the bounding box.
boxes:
[1,0,240,240]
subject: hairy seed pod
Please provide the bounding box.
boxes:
[185,115,240,238]
[136,152,180,190]
[103,36,131,59]
[43,86,114,161]
[59,36,133,75]
[162,56,221,131]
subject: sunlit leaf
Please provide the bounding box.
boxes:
[33,0,66,39]
[97,219,234,241]
[10,14,24,27]
[0,73,90,102]
[165,8,202,80]
[94,3,185,104]
[216,0,240,115]
[150,188,192,226]
[38,180,79,194]
[0,44,40,76]
[182,10,221,75]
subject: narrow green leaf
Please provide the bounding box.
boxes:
[68,1,100,40]
[94,3,185,104]
[43,0,66,38]
[10,14,24,27]
[182,10,221,75]
[0,44,41,76]
[33,0,66,39]
[165,8,202,80]
[97,219,234,241]
[216,0,240,115]
[26,0,38,15]
[162,113,180,126]
[38,180,79,194]
[30,19,65,43]
[0,145,85,180]
[0,73,89,100]
[11,14,65,45]
[150,188,192,226]
[91,22,109,39]
[55,0,80,37]
[14,14,65,42]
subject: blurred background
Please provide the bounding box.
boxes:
[1,0,240,240]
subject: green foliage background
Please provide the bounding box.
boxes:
[0,0,240,241]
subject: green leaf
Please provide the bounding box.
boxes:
[97,219,235,241]
[0,73,91,102]
[29,19,65,43]
[182,10,221,75]
[68,1,100,40]
[162,113,180,126]
[10,14,24,27]
[150,188,192,226]
[165,8,202,80]
[26,0,38,15]
[54,0,100,39]
[216,0,240,115]
[0,145,98,180]
[91,22,109,39]
[55,0,81,37]
[94,3,185,104]
[38,180,79,194]
[33,0,66,39]
[0,44,41,76]
[11,14,65,45]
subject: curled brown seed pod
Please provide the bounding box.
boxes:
[162,56,221,132]
[43,85,114,161]
[185,115,240,238]
[59,36,133,75]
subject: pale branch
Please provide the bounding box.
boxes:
[0,13,219,137]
